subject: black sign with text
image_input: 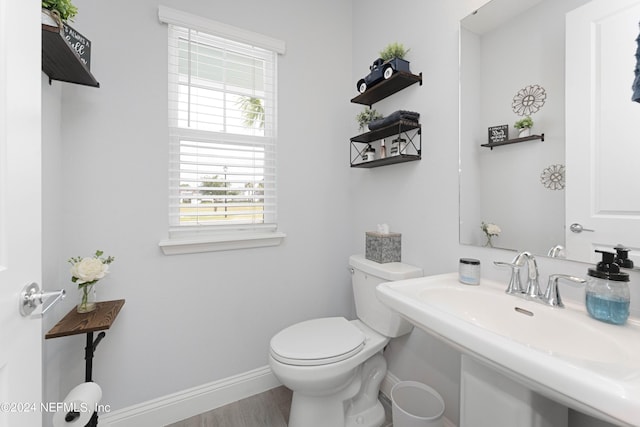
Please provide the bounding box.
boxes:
[63,24,91,69]
[488,125,509,144]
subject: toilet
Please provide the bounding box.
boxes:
[269,254,423,427]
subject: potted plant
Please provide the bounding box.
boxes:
[42,0,78,22]
[355,43,412,93]
[379,42,411,74]
[514,116,533,137]
[380,42,409,61]
[356,107,383,132]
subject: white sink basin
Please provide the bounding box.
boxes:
[376,273,640,426]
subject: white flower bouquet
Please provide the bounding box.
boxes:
[481,222,501,247]
[69,250,114,313]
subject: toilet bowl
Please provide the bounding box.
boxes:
[268,255,423,427]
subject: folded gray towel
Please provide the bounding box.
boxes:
[368,110,420,131]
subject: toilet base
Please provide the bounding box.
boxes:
[288,392,386,427]
[346,400,385,427]
[286,353,387,427]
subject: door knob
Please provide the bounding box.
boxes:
[569,223,594,233]
[19,282,66,316]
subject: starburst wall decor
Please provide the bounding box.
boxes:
[512,84,547,116]
[540,164,565,190]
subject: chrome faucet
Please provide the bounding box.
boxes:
[494,251,540,297]
[495,252,586,307]
[547,245,565,259]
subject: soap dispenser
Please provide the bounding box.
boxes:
[585,250,630,325]
[614,244,634,269]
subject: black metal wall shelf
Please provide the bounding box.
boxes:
[481,133,544,150]
[351,71,422,107]
[351,120,420,143]
[352,154,421,168]
[42,20,99,87]
[350,120,421,168]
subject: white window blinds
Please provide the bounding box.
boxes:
[166,20,278,234]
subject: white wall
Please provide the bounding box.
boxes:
[350,2,480,424]
[42,0,355,418]
[41,0,638,426]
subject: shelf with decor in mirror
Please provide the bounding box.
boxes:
[481,133,544,150]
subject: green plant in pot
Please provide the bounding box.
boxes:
[514,116,534,137]
[42,0,78,22]
[356,107,383,132]
[378,42,412,76]
[379,42,410,61]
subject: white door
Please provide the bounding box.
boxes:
[0,1,43,426]
[565,0,640,265]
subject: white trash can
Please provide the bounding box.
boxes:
[391,381,445,427]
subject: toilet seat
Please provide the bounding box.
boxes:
[270,317,365,366]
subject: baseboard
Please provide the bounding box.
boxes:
[97,366,280,427]
[381,371,457,427]
[380,370,401,399]
[98,366,456,427]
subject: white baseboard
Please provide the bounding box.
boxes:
[380,370,401,399]
[98,366,280,427]
[381,371,457,427]
[98,366,456,427]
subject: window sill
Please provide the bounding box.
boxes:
[158,231,286,255]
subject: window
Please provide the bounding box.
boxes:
[158,7,286,254]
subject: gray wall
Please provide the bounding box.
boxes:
[42,1,637,426]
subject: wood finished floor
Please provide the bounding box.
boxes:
[165,386,393,427]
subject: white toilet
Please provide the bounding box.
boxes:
[269,254,423,427]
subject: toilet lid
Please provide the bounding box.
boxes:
[270,317,365,366]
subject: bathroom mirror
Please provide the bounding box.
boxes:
[459,0,640,267]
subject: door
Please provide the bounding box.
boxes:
[565,0,640,265]
[0,1,43,426]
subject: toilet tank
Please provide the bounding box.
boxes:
[349,254,423,337]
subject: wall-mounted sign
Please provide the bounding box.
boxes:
[63,24,92,69]
[488,125,509,144]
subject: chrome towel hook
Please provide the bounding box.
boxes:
[20,282,66,316]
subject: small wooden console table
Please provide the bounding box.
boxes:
[46,299,125,426]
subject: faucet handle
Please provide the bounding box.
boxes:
[543,274,586,307]
[494,261,524,294]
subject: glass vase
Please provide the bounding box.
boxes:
[77,283,97,313]
[484,235,494,248]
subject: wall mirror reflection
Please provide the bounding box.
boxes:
[459,0,640,267]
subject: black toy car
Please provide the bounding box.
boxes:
[356,57,410,93]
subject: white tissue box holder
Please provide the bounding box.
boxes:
[365,232,401,263]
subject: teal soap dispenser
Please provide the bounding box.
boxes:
[585,250,630,325]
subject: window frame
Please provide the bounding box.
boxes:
[158,6,286,255]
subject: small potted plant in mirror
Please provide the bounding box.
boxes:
[514,116,534,137]
[356,107,383,133]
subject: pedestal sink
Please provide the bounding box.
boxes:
[376,273,640,426]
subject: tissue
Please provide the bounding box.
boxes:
[52,382,102,427]
[377,223,390,234]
